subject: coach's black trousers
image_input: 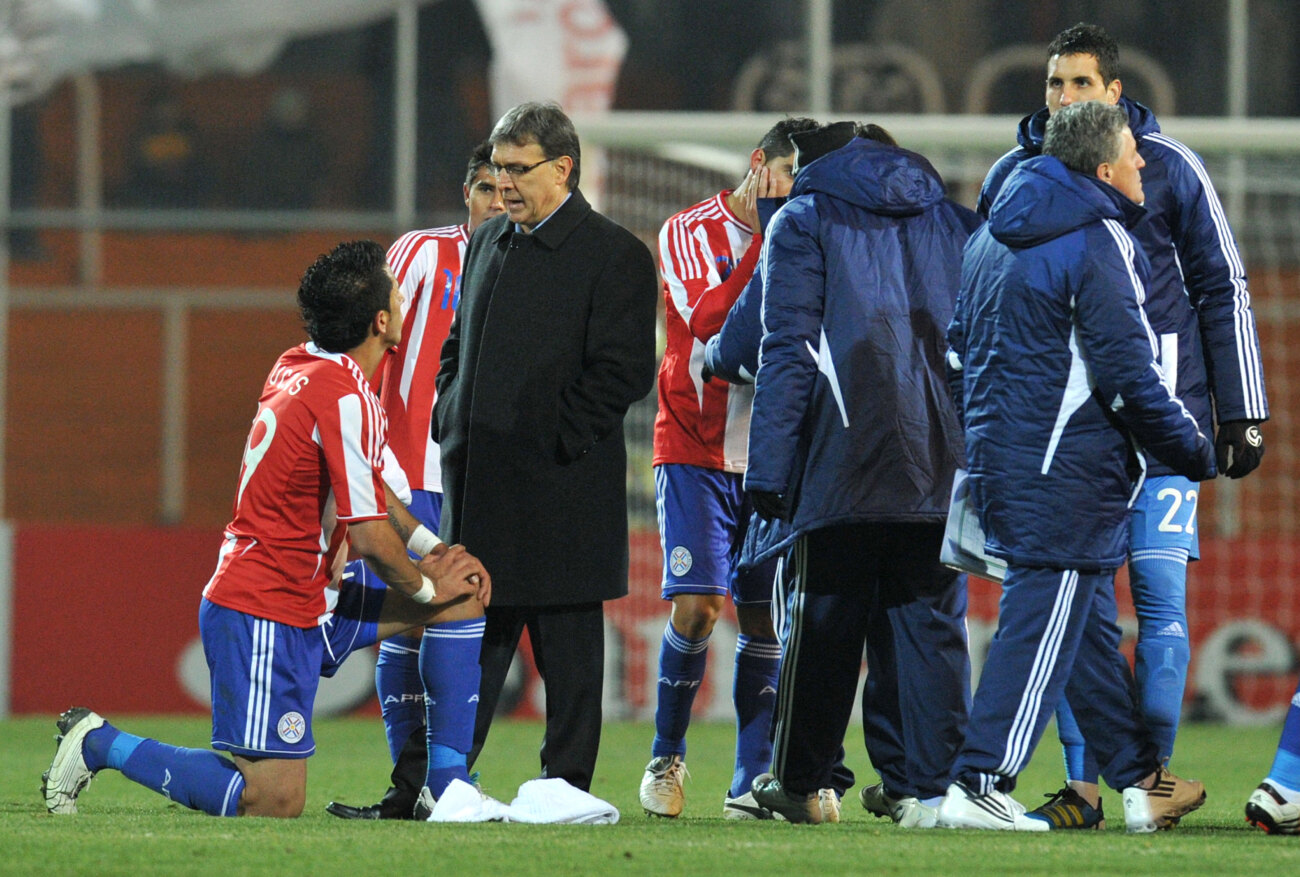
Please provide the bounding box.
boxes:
[468,601,605,792]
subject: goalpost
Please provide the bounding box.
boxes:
[580,110,1300,725]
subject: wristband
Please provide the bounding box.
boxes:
[407,524,443,556]
[410,574,436,604]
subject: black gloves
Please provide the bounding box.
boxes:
[749,490,789,521]
[1215,420,1265,478]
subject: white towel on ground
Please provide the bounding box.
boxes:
[507,777,620,824]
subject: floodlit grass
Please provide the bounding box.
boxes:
[4,716,1300,875]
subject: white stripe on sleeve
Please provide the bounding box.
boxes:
[337,393,383,519]
[1145,133,1267,417]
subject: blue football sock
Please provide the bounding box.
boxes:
[1266,688,1300,794]
[376,634,425,763]
[730,634,780,798]
[1129,550,1191,764]
[104,735,245,816]
[419,617,484,798]
[82,722,120,772]
[1056,699,1099,785]
[652,623,711,759]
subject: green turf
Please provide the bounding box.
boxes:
[5,716,1300,875]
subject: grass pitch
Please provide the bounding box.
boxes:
[4,716,1300,875]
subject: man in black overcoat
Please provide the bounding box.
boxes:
[434,101,658,792]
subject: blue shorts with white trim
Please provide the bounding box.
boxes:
[319,576,386,677]
[1130,475,1200,560]
[201,598,325,759]
[655,463,776,605]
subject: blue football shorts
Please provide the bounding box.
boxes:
[339,486,440,655]
[319,575,386,677]
[201,597,328,759]
[199,578,386,758]
[654,463,776,605]
[1130,474,1200,560]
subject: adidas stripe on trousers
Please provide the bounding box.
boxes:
[952,564,1158,795]
[771,522,970,798]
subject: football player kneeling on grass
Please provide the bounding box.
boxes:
[42,240,504,821]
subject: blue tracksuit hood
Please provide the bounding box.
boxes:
[791,138,946,217]
[988,154,1145,248]
[1017,95,1161,150]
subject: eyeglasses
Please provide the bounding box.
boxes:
[489,157,558,179]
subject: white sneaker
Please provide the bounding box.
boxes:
[894,796,939,828]
[1121,768,1205,833]
[935,782,1048,831]
[723,790,782,821]
[639,755,686,817]
[420,779,511,823]
[859,782,938,828]
[42,707,105,815]
[1246,782,1300,835]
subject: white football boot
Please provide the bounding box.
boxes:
[42,707,105,815]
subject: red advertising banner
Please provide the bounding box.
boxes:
[9,525,1299,724]
[12,525,221,713]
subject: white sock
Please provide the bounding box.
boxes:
[1265,777,1300,803]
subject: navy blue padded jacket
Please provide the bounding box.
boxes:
[980,98,1268,479]
[950,155,1215,570]
[744,137,979,560]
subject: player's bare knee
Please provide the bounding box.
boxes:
[427,591,485,624]
[736,603,776,639]
[234,759,307,818]
[670,595,723,638]
[239,782,305,818]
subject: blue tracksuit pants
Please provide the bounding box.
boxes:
[952,564,1158,795]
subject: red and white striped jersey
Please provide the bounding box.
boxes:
[203,343,389,628]
[382,225,469,494]
[653,191,761,472]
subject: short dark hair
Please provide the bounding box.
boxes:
[297,240,392,353]
[854,122,898,147]
[465,139,494,188]
[757,117,820,159]
[1047,22,1120,85]
[1042,101,1127,175]
[490,101,581,190]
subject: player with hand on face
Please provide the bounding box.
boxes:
[42,241,494,820]
[325,143,506,822]
[979,22,1269,830]
[639,117,819,821]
